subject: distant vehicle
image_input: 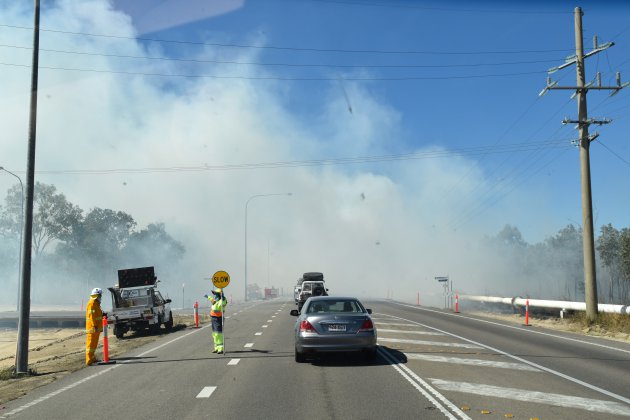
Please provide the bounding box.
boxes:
[107,266,173,339]
[290,296,377,363]
[264,287,279,299]
[296,272,328,312]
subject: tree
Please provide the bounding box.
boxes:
[620,228,630,301]
[495,224,527,248]
[123,223,185,275]
[59,208,137,283]
[596,224,622,302]
[545,224,584,300]
[0,182,82,257]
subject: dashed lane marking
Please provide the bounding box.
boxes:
[227,359,240,366]
[379,337,482,349]
[244,343,254,348]
[405,353,540,371]
[255,332,262,335]
[430,379,630,416]
[262,325,268,328]
[378,328,443,336]
[196,386,217,398]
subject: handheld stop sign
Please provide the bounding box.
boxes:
[212,270,230,289]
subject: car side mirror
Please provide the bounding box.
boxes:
[290,309,299,316]
[165,299,172,304]
[366,309,372,314]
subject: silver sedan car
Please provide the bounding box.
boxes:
[290,296,377,362]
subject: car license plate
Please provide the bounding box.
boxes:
[328,324,346,332]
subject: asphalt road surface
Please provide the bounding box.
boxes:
[1,299,629,419]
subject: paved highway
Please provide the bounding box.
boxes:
[1,299,629,419]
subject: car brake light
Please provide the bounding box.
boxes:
[358,319,374,332]
[299,320,317,333]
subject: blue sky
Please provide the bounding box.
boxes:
[111,0,630,240]
[1,0,629,302]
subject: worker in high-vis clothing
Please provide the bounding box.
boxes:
[204,288,227,354]
[85,287,104,365]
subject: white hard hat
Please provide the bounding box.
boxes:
[91,287,103,296]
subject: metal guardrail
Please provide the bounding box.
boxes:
[0,311,84,328]
[0,308,195,329]
[459,295,630,315]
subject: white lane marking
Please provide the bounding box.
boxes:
[394,302,630,355]
[384,312,630,406]
[379,347,470,420]
[375,322,417,326]
[255,332,263,336]
[262,325,268,328]
[227,359,240,366]
[272,315,276,318]
[244,343,254,348]
[379,337,482,349]
[430,379,630,416]
[378,329,443,336]
[225,316,230,319]
[405,353,540,372]
[196,386,217,398]
[267,319,273,322]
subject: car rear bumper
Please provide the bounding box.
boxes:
[296,333,376,353]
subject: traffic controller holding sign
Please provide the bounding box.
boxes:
[212,270,231,289]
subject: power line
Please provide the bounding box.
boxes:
[27,139,572,175]
[297,0,572,14]
[0,24,573,56]
[0,62,547,81]
[0,44,562,69]
[595,139,630,168]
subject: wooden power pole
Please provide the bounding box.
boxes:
[540,7,628,323]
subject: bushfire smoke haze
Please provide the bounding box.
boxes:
[1,0,629,309]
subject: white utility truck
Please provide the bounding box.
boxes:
[107,266,173,339]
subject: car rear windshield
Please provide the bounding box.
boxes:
[306,300,364,314]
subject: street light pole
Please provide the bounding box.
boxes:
[245,193,292,302]
[0,167,24,309]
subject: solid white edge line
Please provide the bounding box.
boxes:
[196,386,217,398]
[378,347,469,420]
[384,310,630,406]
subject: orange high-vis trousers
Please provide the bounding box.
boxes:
[86,332,100,365]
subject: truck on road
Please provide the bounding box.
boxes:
[107,266,174,339]
[296,272,328,312]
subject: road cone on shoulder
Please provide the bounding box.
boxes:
[97,315,116,365]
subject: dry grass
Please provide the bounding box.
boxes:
[568,311,630,334]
